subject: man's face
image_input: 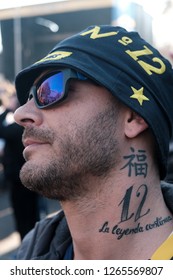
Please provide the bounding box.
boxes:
[14,72,122,201]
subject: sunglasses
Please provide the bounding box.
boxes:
[29,69,88,108]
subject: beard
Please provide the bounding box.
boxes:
[20,103,120,201]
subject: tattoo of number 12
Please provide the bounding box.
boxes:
[118,184,150,223]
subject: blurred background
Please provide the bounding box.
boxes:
[0,0,173,259]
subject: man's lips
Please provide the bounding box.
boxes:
[22,138,50,160]
[23,138,48,148]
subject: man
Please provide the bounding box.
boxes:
[14,25,173,260]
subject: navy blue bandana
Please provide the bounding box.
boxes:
[15,25,173,179]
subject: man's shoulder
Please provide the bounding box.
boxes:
[161,181,173,213]
[16,210,71,260]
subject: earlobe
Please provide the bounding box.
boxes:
[125,111,148,138]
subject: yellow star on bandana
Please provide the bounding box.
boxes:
[130,86,149,106]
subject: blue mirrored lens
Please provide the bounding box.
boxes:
[37,72,64,106]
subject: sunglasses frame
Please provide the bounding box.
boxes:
[29,69,86,109]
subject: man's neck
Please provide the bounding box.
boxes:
[61,174,173,260]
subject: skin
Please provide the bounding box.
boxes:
[14,72,173,259]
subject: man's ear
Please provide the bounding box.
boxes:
[124,111,148,138]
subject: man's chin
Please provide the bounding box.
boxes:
[19,161,60,199]
[20,161,37,189]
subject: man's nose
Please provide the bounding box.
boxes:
[14,98,43,127]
